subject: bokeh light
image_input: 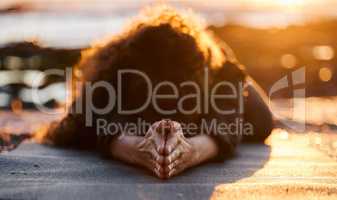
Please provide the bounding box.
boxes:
[319,67,332,82]
[279,129,289,140]
[280,54,297,69]
[10,99,23,114]
[313,45,335,61]
[4,56,23,70]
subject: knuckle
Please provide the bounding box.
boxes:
[158,166,164,174]
[169,169,176,177]
[148,137,155,143]
[155,169,161,177]
[165,157,171,164]
[174,159,180,166]
[158,157,164,164]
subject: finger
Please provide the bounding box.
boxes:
[165,158,181,173]
[164,135,179,155]
[147,121,166,154]
[137,137,155,150]
[164,121,184,155]
[157,138,166,155]
[142,157,154,171]
[145,121,160,137]
[142,152,164,173]
[137,137,148,149]
[156,119,172,136]
[152,161,164,174]
[177,135,191,148]
[150,148,165,165]
[165,146,182,164]
[154,120,172,155]
[168,164,185,178]
[156,154,165,165]
[147,160,165,179]
[154,167,165,179]
[171,121,183,134]
[156,163,165,175]
[145,127,154,138]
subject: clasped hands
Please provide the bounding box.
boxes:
[136,119,198,179]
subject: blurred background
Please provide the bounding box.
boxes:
[0,0,337,157]
[1,2,337,196]
[0,0,337,183]
[1,0,337,110]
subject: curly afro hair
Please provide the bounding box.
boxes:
[70,5,246,122]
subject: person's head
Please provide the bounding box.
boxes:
[77,6,244,123]
[122,6,227,79]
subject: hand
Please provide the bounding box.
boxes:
[162,121,199,178]
[136,120,170,178]
[135,120,218,179]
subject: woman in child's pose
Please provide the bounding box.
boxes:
[39,7,273,179]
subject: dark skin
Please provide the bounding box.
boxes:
[110,119,219,179]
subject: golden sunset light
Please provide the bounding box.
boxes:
[0,0,336,11]
[1,1,337,200]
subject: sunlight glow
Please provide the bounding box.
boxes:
[277,0,304,7]
[279,129,289,140]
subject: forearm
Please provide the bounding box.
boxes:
[188,135,219,165]
[109,135,143,164]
